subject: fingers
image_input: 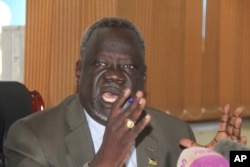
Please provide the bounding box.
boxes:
[231,117,242,141]
[208,104,246,149]
[180,105,247,151]
[227,106,244,136]
[99,89,150,166]
[125,91,145,123]
[121,91,149,130]
[110,89,150,137]
[128,114,151,139]
[218,104,230,133]
[111,88,131,117]
[118,90,152,144]
[217,105,244,138]
[240,136,247,145]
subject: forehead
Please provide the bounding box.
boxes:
[91,27,140,43]
[86,27,142,57]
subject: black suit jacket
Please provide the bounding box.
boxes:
[4,94,195,167]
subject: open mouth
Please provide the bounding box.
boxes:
[102,92,119,103]
[101,85,122,105]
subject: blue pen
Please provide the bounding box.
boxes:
[121,97,134,112]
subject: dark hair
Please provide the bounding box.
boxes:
[80,17,145,60]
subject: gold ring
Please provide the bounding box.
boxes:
[125,118,135,129]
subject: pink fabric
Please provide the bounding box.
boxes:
[177,147,229,167]
[190,155,229,167]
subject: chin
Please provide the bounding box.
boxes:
[93,108,109,124]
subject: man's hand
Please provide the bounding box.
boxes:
[180,104,247,149]
[89,89,151,167]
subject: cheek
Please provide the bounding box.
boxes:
[80,69,104,92]
[79,71,95,93]
[79,74,100,106]
[130,75,145,91]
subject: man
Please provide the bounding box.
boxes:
[3,17,247,167]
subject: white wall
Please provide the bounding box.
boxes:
[1,26,25,82]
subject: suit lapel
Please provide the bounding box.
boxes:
[136,125,159,167]
[63,95,95,166]
[62,95,160,167]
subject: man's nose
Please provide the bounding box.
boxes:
[103,67,125,84]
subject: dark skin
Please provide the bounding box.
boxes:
[75,27,247,166]
[78,27,147,125]
[76,27,151,166]
[180,104,247,149]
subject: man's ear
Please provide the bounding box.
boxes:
[75,60,82,83]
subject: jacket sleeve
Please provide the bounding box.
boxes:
[187,123,196,142]
[4,120,46,167]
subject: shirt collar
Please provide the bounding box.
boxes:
[83,109,105,142]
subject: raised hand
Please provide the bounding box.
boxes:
[180,104,247,149]
[89,89,151,167]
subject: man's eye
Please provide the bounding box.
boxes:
[95,62,107,67]
[123,64,135,69]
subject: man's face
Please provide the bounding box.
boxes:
[78,27,146,125]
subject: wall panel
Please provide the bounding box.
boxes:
[24,0,250,121]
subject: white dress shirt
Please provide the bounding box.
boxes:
[84,110,137,167]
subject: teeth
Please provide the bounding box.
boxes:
[102,92,118,103]
[102,96,116,103]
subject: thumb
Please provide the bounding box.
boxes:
[179,138,200,148]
